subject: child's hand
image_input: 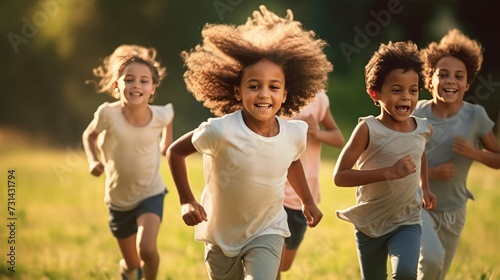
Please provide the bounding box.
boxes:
[181,201,208,226]
[422,190,437,210]
[302,114,319,135]
[433,160,456,180]
[453,136,476,159]
[391,155,416,179]
[302,203,323,228]
[89,161,104,177]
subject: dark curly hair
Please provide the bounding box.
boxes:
[181,5,333,117]
[88,44,166,101]
[365,41,424,102]
[420,29,483,92]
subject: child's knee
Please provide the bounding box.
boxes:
[420,246,445,267]
[138,244,158,262]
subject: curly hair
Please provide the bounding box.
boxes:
[88,44,166,100]
[420,29,483,91]
[365,41,424,99]
[181,5,333,117]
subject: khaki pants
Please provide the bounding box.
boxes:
[417,207,466,280]
[204,234,284,280]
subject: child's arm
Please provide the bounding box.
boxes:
[287,159,323,228]
[453,131,500,169]
[166,130,207,226]
[428,161,457,180]
[420,151,436,210]
[333,122,416,187]
[160,121,173,156]
[301,110,344,148]
[82,124,104,177]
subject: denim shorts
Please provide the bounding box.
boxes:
[108,190,166,239]
[284,206,307,250]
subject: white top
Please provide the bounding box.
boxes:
[192,110,307,257]
[337,116,431,237]
[284,91,330,209]
[91,101,174,211]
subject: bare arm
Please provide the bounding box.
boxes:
[420,151,436,210]
[82,124,104,177]
[287,159,323,227]
[333,122,416,187]
[428,160,457,181]
[302,108,345,148]
[160,121,173,156]
[453,130,500,169]
[166,130,207,226]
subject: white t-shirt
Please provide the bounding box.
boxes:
[91,101,174,211]
[192,110,307,257]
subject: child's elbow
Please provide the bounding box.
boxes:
[333,174,344,187]
[165,146,174,160]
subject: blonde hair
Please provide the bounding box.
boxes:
[421,29,483,91]
[89,44,166,100]
[182,5,332,117]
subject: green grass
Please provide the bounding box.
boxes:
[0,148,498,279]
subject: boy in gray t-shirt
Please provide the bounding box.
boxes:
[413,29,500,280]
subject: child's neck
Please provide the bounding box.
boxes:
[431,100,463,118]
[241,112,279,137]
[121,104,152,127]
[376,115,415,132]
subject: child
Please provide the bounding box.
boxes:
[413,29,500,280]
[82,44,174,280]
[333,41,436,280]
[166,5,330,280]
[279,90,345,279]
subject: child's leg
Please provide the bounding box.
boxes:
[243,234,284,279]
[135,191,165,280]
[109,208,141,274]
[355,228,389,280]
[279,207,307,274]
[137,213,161,280]
[204,242,244,280]
[418,209,445,280]
[387,224,422,280]
[437,206,466,279]
[117,235,141,271]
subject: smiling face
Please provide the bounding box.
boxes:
[369,68,419,127]
[234,60,287,127]
[430,55,469,105]
[115,62,156,107]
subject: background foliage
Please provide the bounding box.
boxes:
[1,1,499,279]
[1,0,499,147]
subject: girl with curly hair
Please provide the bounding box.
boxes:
[413,29,500,280]
[166,5,331,279]
[82,44,173,280]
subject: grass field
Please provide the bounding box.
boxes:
[0,147,498,279]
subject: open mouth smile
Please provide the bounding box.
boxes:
[255,103,272,109]
[396,106,410,113]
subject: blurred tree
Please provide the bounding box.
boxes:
[1,0,498,147]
